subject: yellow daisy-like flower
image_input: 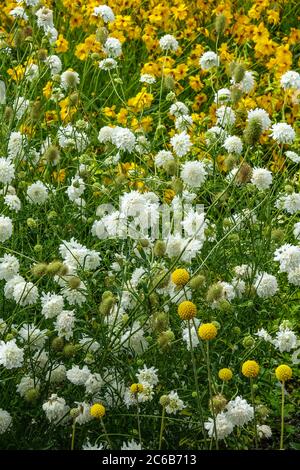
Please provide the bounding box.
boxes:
[130,383,144,394]
[90,403,106,419]
[178,301,197,320]
[242,360,260,378]
[275,365,292,382]
[218,368,233,381]
[198,323,217,340]
[171,268,190,286]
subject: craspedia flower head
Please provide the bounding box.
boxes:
[218,368,233,381]
[275,364,292,382]
[90,403,106,419]
[130,383,144,394]
[242,360,260,378]
[177,301,197,320]
[171,268,190,286]
[198,323,218,340]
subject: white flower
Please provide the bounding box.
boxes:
[205,126,227,145]
[223,136,243,155]
[274,244,300,273]
[280,70,300,90]
[159,34,179,52]
[216,106,236,127]
[0,158,15,184]
[60,70,80,91]
[27,181,49,204]
[111,127,136,153]
[41,292,64,319]
[66,365,91,385]
[42,394,69,423]
[46,55,62,75]
[47,364,66,383]
[199,51,219,70]
[9,6,28,20]
[93,5,115,23]
[0,80,6,105]
[66,176,85,202]
[214,88,231,104]
[0,216,13,242]
[205,412,233,440]
[54,310,76,340]
[121,439,142,450]
[292,348,300,365]
[4,195,21,212]
[0,339,24,369]
[82,440,104,450]
[181,161,207,187]
[270,123,295,144]
[121,321,148,355]
[226,396,254,426]
[25,63,39,81]
[182,319,200,350]
[85,373,103,395]
[99,58,118,70]
[285,151,300,163]
[255,328,272,342]
[19,324,47,350]
[8,131,26,160]
[0,409,12,434]
[170,131,192,157]
[276,193,300,214]
[287,267,300,286]
[4,275,24,300]
[13,281,39,306]
[137,365,159,386]
[169,101,189,117]
[257,424,272,439]
[103,37,122,58]
[254,272,278,298]
[0,254,19,281]
[273,326,298,353]
[35,7,54,29]
[175,115,193,131]
[251,168,272,190]
[247,108,271,131]
[239,71,255,93]
[79,336,100,353]
[140,74,156,84]
[181,209,206,239]
[165,391,185,414]
[154,150,174,168]
[17,375,36,397]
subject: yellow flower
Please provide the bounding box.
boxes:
[55,34,69,53]
[130,383,144,394]
[90,403,106,419]
[178,301,197,320]
[171,269,190,287]
[275,365,292,382]
[218,368,233,382]
[198,323,217,340]
[242,360,260,378]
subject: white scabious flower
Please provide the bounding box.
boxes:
[8,131,26,160]
[0,254,19,281]
[121,439,142,450]
[251,167,272,190]
[121,321,148,355]
[255,328,272,343]
[66,365,91,385]
[273,326,298,353]
[159,34,179,52]
[140,74,156,84]
[181,209,206,240]
[0,215,13,242]
[0,339,24,369]
[74,402,93,425]
[99,58,118,70]
[205,412,233,440]
[111,127,136,153]
[60,70,80,90]
[58,238,101,270]
[274,244,300,273]
[66,176,85,202]
[4,275,24,300]
[276,192,300,214]
[46,55,62,75]
[0,80,6,105]
[54,310,76,340]
[24,63,39,81]
[42,394,69,424]
[0,409,12,434]
[181,161,207,187]
[13,281,39,306]
[216,106,236,127]
[57,124,89,152]
[79,336,100,353]
[280,70,300,90]
[226,396,254,426]
[46,364,66,383]
[41,292,64,319]
[270,123,295,144]
[238,71,255,93]
[205,126,228,145]
[154,150,174,168]
[182,318,200,350]
[254,272,278,298]
[4,194,21,212]
[35,7,54,29]
[137,365,159,386]
[85,373,103,395]
[223,135,243,155]
[103,37,122,57]
[82,440,104,450]
[93,5,115,23]
[165,391,185,414]
[98,126,114,143]
[285,151,300,164]
[169,101,189,117]
[257,424,272,439]
[17,375,36,397]
[27,181,49,204]
[175,115,193,131]
[0,158,15,184]
[170,131,192,157]
[292,348,300,365]
[287,267,300,286]
[199,51,219,70]
[247,108,271,131]
[19,324,47,350]
[214,88,231,104]
[9,6,28,20]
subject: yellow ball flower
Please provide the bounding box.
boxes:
[275,364,292,382]
[171,268,190,286]
[218,368,233,381]
[90,403,106,419]
[130,383,144,394]
[198,322,217,340]
[178,301,197,320]
[242,360,260,378]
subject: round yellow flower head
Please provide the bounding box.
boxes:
[275,364,292,382]
[218,368,233,381]
[171,268,190,287]
[198,323,217,340]
[90,403,106,419]
[178,301,197,320]
[242,360,260,378]
[130,383,144,394]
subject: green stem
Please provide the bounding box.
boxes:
[280,382,285,450]
[159,406,166,450]
[101,418,113,449]
[71,420,76,451]
[250,378,258,449]
[206,341,218,449]
[137,405,142,446]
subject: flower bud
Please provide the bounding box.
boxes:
[206,283,224,303]
[244,117,263,146]
[154,240,166,257]
[159,395,170,407]
[190,274,206,290]
[31,263,48,277]
[215,14,226,36]
[242,335,255,348]
[51,337,65,351]
[209,394,227,414]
